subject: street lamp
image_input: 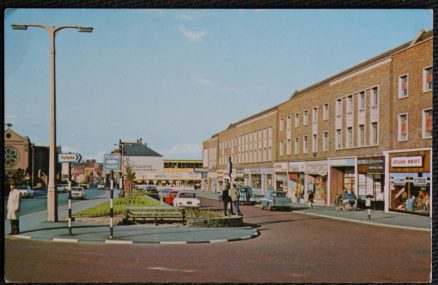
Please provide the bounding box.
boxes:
[12,23,93,222]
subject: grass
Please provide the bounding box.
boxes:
[75,191,162,217]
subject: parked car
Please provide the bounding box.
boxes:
[144,185,160,200]
[57,184,68,193]
[96,184,105,190]
[260,190,292,211]
[236,185,256,205]
[71,187,86,200]
[165,190,180,205]
[173,191,200,208]
[158,188,171,200]
[17,185,35,198]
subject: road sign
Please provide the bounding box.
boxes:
[58,153,82,163]
[104,154,121,170]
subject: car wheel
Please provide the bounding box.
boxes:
[268,204,273,211]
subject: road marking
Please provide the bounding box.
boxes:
[148,267,195,273]
[9,235,31,240]
[105,240,133,244]
[160,241,187,245]
[53,238,78,243]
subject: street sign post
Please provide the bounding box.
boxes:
[58,153,82,163]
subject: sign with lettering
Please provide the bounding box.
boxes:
[274,162,288,172]
[289,162,305,172]
[413,177,428,187]
[391,156,422,168]
[357,156,384,173]
[58,153,82,163]
[103,154,121,170]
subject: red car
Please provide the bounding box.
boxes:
[165,190,180,205]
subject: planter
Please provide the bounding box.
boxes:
[187,215,244,227]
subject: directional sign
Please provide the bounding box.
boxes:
[58,153,82,163]
[103,154,121,170]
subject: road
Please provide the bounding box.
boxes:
[3,188,107,216]
[4,196,431,283]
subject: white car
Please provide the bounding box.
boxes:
[57,184,68,193]
[96,184,105,190]
[71,187,86,200]
[17,185,35,198]
[173,191,200,208]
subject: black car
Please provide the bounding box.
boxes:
[144,185,160,200]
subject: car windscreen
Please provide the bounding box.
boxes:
[179,193,196,198]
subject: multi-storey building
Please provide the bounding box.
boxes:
[202,30,432,216]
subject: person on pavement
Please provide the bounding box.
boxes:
[222,183,234,216]
[7,183,21,235]
[230,183,242,216]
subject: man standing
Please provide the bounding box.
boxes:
[7,183,21,235]
[230,183,242,216]
[222,183,234,216]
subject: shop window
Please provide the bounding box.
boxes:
[295,113,299,128]
[423,66,432,92]
[371,87,379,107]
[323,131,328,151]
[422,109,432,138]
[358,91,365,110]
[390,173,430,215]
[294,137,299,154]
[303,136,308,153]
[398,74,409,98]
[398,113,408,141]
[323,103,329,120]
[371,122,378,145]
[303,110,308,126]
[358,124,365,146]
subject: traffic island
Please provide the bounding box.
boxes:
[187,215,244,227]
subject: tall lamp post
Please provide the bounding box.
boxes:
[12,24,93,222]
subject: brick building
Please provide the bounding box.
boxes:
[202,30,432,216]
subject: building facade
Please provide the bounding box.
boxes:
[202,30,432,216]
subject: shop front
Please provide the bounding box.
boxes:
[207,171,217,193]
[235,169,245,185]
[357,156,385,210]
[305,161,328,206]
[274,162,288,193]
[244,167,274,195]
[329,157,356,205]
[288,162,305,203]
[385,149,431,216]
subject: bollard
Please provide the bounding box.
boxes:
[368,209,371,220]
[109,171,114,239]
[68,180,72,235]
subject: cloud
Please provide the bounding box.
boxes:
[160,144,202,159]
[176,14,195,21]
[177,26,207,43]
[193,78,215,87]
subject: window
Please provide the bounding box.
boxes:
[371,122,378,145]
[347,95,353,113]
[294,137,299,154]
[286,139,291,155]
[312,134,318,153]
[336,99,342,117]
[398,74,409,98]
[347,127,353,148]
[423,67,432,92]
[303,136,308,153]
[279,117,284,131]
[422,109,432,138]
[371,87,379,107]
[295,113,299,128]
[336,129,342,149]
[287,115,291,130]
[303,111,308,125]
[279,141,284,156]
[323,131,328,151]
[323,104,329,120]
[312,107,318,124]
[358,91,365,110]
[398,114,408,141]
[358,124,365,146]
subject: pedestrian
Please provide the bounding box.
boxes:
[308,191,314,209]
[230,183,242,216]
[222,183,234,216]
[7,183,21,235]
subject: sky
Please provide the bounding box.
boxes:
[4,9,433,162]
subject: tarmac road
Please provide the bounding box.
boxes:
[4,196,432,283]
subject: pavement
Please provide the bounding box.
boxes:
[5,190,431,245]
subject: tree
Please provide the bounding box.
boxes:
[124,159,136,199]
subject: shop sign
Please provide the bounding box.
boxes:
[392,177,406,186]
[288,173,298,180]
[274,162,288,172]
[357,156,384,173]
[305,164,328,176]
[413,177,428,187]
[260,168,274,174]
[330,158,355,167]
[288,162,305,172]
[391,156,423,168]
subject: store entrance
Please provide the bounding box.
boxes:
[330,167,355,205]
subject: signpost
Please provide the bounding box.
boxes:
[58,153,82,163]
